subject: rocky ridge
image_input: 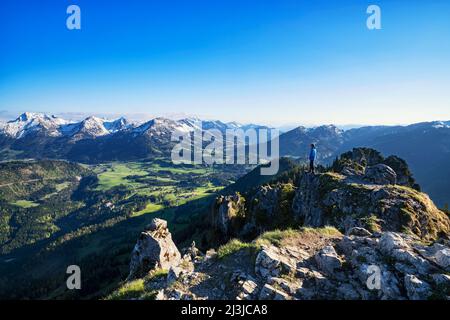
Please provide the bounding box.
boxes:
[212,148,449,241]
[119,219,450,300]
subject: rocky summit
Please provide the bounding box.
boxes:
[212,148,449,242]
[111,148,450,300]
[117,222,450,300]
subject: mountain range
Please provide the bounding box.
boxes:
[0,112,449,205]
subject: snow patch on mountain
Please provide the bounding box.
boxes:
[1,112,70,138]
[0,113,135,139]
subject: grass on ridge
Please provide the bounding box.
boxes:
[216,239,256,259]
[105,279,146,300]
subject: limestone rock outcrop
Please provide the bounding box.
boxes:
[137,228,450,300]
[212,193,246,236]
[129,218,181,279]
[291,171,449,240]
[212,148,448,241]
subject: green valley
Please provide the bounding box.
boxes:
[0,158,250,299]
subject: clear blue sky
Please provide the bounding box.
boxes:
[1,0,449,125]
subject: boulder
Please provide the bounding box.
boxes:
[182,241,202,261]
[129,218,181,278]
[364,164,397,185]
[267,277,300,295]
[379,232,408,254]
[259,284,290,300]
[431,273,450,288]
[314,245,342,275]
[348,227,372,237]
[404,275,432,300]
[235,278,259,300]
[435,247,450,269]
[255,246,296,279]
[378,269,402,300]
[337,283,360,300]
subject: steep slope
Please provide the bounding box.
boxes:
[0,160,91,254]
[221,157,301,195]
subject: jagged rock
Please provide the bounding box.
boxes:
[147,218,167,231]
[404,275,432,300]
[259,284,290,300]
[379,232,409,254]
[314,246,342,275]
[235,276,259,300]
[255,246,296,279]
[129,218,181,278]
[431,273,450,288]
[167,266,183,285]
[332,148,417,189]
[268,277,301,295]
[364,164,397,185]
[212,148,448,242]
[251,185,280,218]
[296,266,312,278]
[435,247,450,269]
[379,269,402,299]
[348,227,372,237]
[383,155,420,190]
[212,193,245,236]
[337,283,360,300]
[125,176,450,301]
[255,247,282,278]
[132,227,450,300]
[291,174,325,227]
[291,172,449,240]
[183,241,201,260]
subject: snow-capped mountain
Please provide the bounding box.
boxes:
[64,116,132,140]
[179,118,273,133]
[104,117,130,133]
[133,117,194,136]
[0,113,277,141]
[0,112,280,162]
[0,113,133,140]
[1,112,70,139]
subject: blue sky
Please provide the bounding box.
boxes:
[1,0,449,125]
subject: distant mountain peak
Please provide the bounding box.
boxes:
[16,112,36,122]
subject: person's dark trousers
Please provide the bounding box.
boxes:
[309,160,315,174]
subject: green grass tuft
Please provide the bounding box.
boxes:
[105,279,145,300]
[257,228,298,246]
[216,239,256,259]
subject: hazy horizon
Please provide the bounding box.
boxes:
[1,109,449,130]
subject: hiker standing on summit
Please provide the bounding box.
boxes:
[309,144,317,174]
